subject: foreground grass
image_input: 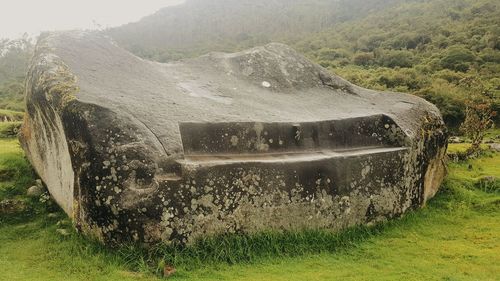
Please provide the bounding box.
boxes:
[0,109,24,121]
[0,138,34,201]
[446,143,489,154]
[0,121,22,138]
[0,138,499,280]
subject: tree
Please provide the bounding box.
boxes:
[459,76,497,155]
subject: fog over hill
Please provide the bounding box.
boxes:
[108,0,402,60]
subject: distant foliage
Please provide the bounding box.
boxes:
[108,0,500,130]
[0,35,33,112]
[0,0,498,130]
[296,0,500,130]
[352,53,374,66]
[0,79,25,111]
[376,49,416,68]
[440,46,477,72]
[109,0,403,61]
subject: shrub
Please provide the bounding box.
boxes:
[479,48,500,63]
[459,76,497,154]
[414,87,465,129]
[440,46,477,72]
[317,48,350,61]
[376,49,416,68]
[352,52,374,66]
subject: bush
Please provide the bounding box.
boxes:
[376,49,416,68]
[386,33,432,50]
[415,88,465,129]
[317,48,350,61]
[459,76,497,153]
[433,69,465,84]
[375,68,428,90]
[352,52,374,66]
[479,48,500,63]
[440,46,477,72]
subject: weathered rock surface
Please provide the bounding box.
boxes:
[20,31,447,245]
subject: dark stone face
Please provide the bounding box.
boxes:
[20,31,448,245]
[180,115,407,155]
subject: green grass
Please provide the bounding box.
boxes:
[0,121,22,138]
[0,138,34,200]
[0,109,24,121]
[446,143,490,154]
[0,137,499,281]
[484,128,500,143]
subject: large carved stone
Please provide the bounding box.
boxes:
[20,31,447,245]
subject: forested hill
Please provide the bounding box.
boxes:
[1,0,498,129]
[295,0,499,128]
[108,0,403,61]
[0,36,33,111]
[108,0,499,129]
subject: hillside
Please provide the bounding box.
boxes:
[296,0,500,128]
[108,0,499,129]
[1,0,498,128]
[108,0,403,61]
[0,36,33,111]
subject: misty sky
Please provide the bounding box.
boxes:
[0,0,185,39]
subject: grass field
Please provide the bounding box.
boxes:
[0,109,24,121]
[0,138,499,281]
[0,121,22,138]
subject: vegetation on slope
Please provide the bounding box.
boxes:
[0,79,25,112]
[0,35,33,112]
[109,0,404,61]
[1,136,498,280]
[0,1,498,129]
[298,0,500,129]
[109,0,500,131]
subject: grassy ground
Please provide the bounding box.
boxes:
[0,139,499,281]
[0,109,24,121]
[446,143,489,154]
[0,121,22,138]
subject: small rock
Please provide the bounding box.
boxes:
[48,213,59,219]
[476,176,498,191]
[57,219,71,227]
[56,228,70,236]
[448,136,463,143]
[488,143,500,152]
[163,265,176,278]
[35,179,44,188]
[478,176,498,185]
[479,176,496,182]
[27,185,44,197]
